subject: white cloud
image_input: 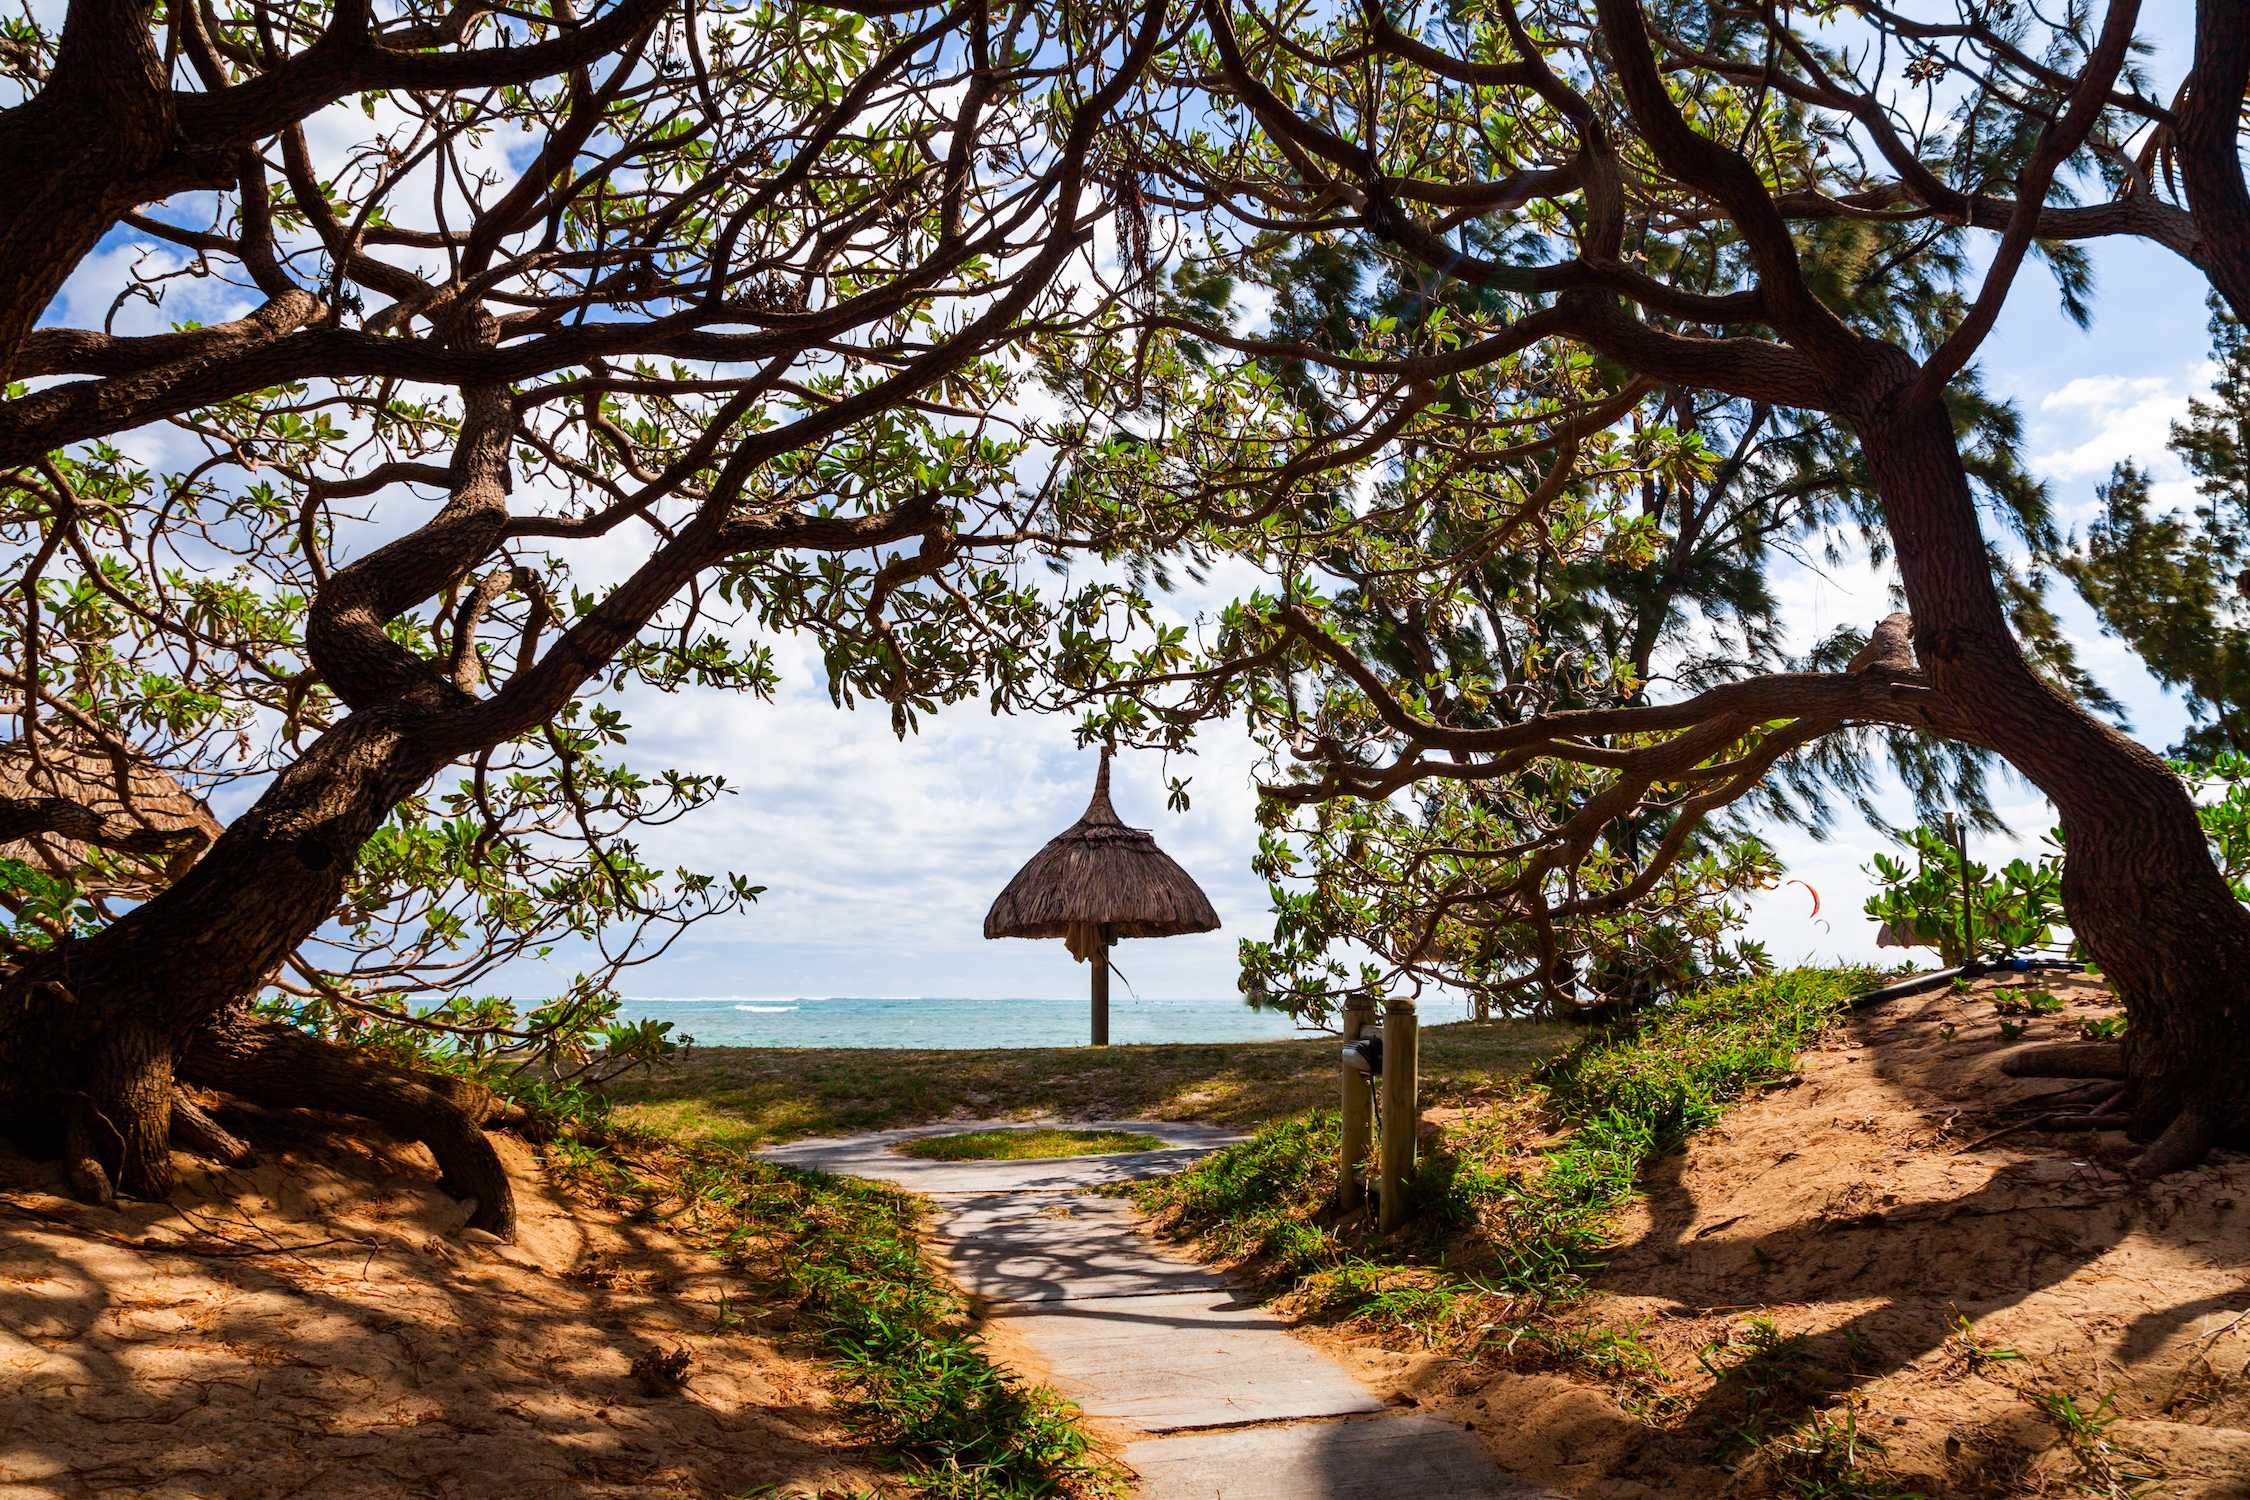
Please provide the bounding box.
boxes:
[2030,365,2217,488]
[505,638,1271,1001]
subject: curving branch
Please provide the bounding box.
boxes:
[0,794,208,859]
[1239,608,1966,1006]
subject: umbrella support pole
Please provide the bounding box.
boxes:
[1090,942,1111,1047]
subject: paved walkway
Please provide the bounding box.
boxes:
[760,1121,1554,1500]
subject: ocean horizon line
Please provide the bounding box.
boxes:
[621,993,1257,1006]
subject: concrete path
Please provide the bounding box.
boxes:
[762,1121,1555,1500]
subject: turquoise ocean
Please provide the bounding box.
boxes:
[613,994,1314,1049]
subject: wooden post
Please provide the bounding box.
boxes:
[1378,994,1418,1233]
[1949,815,1976,966]
[1338,995,1377,1211]
[1090,933,1111,1046]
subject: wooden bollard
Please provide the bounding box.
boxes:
[1378,995,1419,1233]
[1338,995,1378,1211]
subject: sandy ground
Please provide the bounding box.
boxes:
[0,1119,883,1499]
[1314,974,2250,1498]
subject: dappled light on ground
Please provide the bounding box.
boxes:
[0,1125,877,1499]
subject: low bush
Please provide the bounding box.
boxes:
[1131,969,1863,1358]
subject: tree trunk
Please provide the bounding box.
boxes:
[2179,0,2250,324]
[0,705,501,1210]
[88,1019,176,1196]
[1858,383,2250,1171]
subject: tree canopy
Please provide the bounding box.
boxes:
[6,0,2250,1213]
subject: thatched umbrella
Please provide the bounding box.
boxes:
[984,748,1219,1046]
[0,736,219,897]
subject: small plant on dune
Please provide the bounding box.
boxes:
[2033,1389,2164,1498]
[2078,1015,2129,1042]
[1990,989,2065,1017]
[1948,1313,2022,1370]
[1697,1315,1861,1454]
[1698,1317,1813,1392]
[1998,1019,2030,1043]
[1758,1400,1925,1499]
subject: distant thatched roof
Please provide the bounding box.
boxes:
[0,735,221,896]
[983,751,1220,941]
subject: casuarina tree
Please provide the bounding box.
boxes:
[1068,0,2250,1174]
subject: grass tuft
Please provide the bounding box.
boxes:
[2033,1390,2165,1498]
[895,1127,1168,1161]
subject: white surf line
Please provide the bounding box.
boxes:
[760,1121,1558,1500]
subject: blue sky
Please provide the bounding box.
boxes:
[582,226,2222,1009]
[31,2,2225,1016]
[587,32,2230,1009]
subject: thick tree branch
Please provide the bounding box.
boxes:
[0,794,209,858]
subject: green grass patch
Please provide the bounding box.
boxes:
[526,1091,1116,1498]
[601,1021,1566,1153]
[1130,970,1864,1366]
[896,1127,1168,1161]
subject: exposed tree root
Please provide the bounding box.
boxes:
[2057,1080,2128,1113]
[2041,1112,2134,1133]
[2130,1107,2218,1182]
[1957,1102,2133,1154]
[181,1012,516,1238]
[1991,1047,2234,1176]
[167,1088,253,1166]
[2000,1043,2126,1080]
[61,1099,114,1207]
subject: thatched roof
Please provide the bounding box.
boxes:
[0,735,221,897]
[983,751,1220,941]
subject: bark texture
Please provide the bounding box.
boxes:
[2179,0,2250,322]
[166,1087,253,1165]
[0,0,228,381]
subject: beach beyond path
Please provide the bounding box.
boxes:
[760,1121,1556,1500]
